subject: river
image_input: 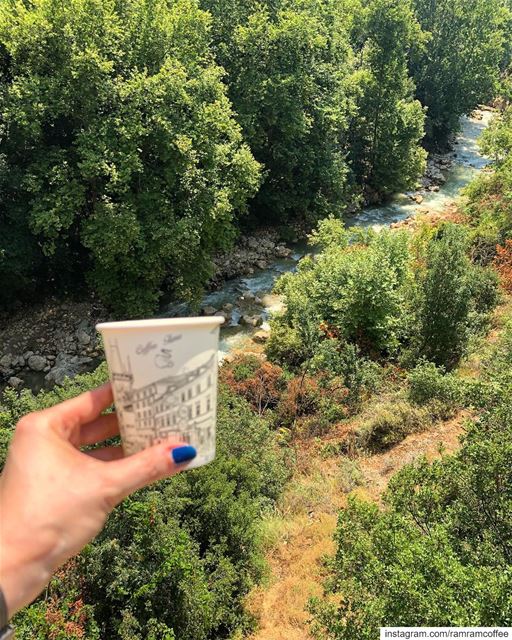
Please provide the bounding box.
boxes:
[166,110,493,358]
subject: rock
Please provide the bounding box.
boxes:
[413,194,424,204]
[223,303,234,313]
[47,355,56,362]
[202,305,217,316]
[76,328,91,346]
[256,259,267,270]
[417,206,430,215]
[23,351,34,361]
[247,237,260,250]
[240,314,263,327]
[240,291,255,302]
[254,296,263,306]
[429,185,440,192]
[43,365,51,373]
[253,330,270,344]
[0,354,13,369]
[7,377,24,390]
[45,353,93,386]
[275,245,292,259]
[27,354,47,371]
[214,311,229,321]
[12,355,25,368]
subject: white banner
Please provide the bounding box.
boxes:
[380,629,512,639]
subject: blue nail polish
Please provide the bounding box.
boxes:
[172,445,197,464]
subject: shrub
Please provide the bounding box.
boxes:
[407,361,463,418]
[264,316,308,369]
[310,339,381,410]
[220,354,285,414]
[494,239,512,293]
[6,372,289,638]
[411,224,499,370]
[275,227,412,357]
[310,395,512,637]
[354,400,429,452]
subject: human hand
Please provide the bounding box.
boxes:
[0,383,196,618]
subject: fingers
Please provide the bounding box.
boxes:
[86,446,125,461]
[45,383,114,438]
[75,413,120,447]
[105,442,197,503]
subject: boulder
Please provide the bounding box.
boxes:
[201,305,217,316]
[223,303,234,313]
[240,291,255,302]
[7,377,24,390]
[253,330,270,344]
[27,354,47,371]
[413,194,424,204]
[45,353,93,386]
[275,245,292,259]
[23,351,34,361]
[76,328,91,346]
[256,260,268,270]
[240,314,263,328]
[0,354,13,369]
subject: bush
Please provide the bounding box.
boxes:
[275,226,412,357]
[310,396,512,637]
[310,339,381,410]
[5,372,289,638]
[407,361,463,418]
[353,400,429,452]
[220,354,285,414]
[412,224,498,370]
[264,313,317,369]
[494,239,512,293]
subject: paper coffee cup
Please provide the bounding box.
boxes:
[96,317,224,469]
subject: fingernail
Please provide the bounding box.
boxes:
[171,446,197,464]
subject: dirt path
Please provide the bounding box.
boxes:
[246,413,466,640]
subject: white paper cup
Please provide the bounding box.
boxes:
[96,317,224,469]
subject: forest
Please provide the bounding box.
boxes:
[0,0,512,638]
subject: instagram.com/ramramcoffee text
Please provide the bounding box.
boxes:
[380,628,512,639]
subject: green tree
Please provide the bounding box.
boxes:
[412,224,474,369]
[0,0,260,315]
[411,0,508,144]
[310,393,512,638]
[227,4,354,222]
[345,0,426,197]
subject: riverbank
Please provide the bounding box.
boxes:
[0,109,492,393]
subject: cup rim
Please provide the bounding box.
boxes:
[96,316,225,332]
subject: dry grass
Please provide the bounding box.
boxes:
[246,294,512,640]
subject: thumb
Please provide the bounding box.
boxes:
[106,442,197,502]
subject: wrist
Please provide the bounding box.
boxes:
[0,532,53,618]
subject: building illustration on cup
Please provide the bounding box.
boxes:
[106,338,216,455]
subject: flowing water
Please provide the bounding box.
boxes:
[12,111,493,393]
[163,111,493,358]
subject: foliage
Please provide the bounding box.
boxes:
[3,375,289,639]
[407,360,463,418]
[464,107,512,261]
[220,354,285,414]
[226,3,354,222]
[344,0,426,196]
[275,223,412,357]
[495,239,512,293]
[309,339,381,410]
[411,0,509,144]
[310,395,512,637]
[0,0,260,315]
[411,223,498,369]
[353,399,428,452]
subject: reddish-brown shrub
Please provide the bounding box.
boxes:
[494,239,512,292]
[220,354,285,414]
